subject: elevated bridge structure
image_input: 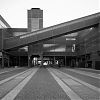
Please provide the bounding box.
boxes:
[3,13,99,50]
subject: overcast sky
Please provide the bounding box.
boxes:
[0,0,99,28]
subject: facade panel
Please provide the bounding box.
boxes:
[76,24,100,69]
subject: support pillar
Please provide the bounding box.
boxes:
[1,29,4,68]
[8,56,10,67]
[19,56,20,67]
[28,56,31,67]
[54,56,56,65]
[92,60,95,69]
[65,56,67,67]
[40,54,43,66]
[2,51,4,68]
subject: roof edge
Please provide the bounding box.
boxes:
[0,15,11,28]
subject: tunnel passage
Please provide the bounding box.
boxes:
[28,55,77,68]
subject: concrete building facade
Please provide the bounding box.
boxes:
[76,24,100,69]
[28,8,43,32]
[0,8,99,69]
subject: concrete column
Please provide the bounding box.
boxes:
[92,60,95,69]
[54,56,56,65]
[71,59,75,68]
[40,54,43,66]
[8,56,10,67]
[1,29,4,68]
[28,56,31,67]
[19,56,20,67]
[2,51,4,68]
[65,56,66,67]
[76,58,79,68]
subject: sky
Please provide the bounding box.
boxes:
[0,0,99,28]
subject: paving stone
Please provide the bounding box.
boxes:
[14,68,70,100]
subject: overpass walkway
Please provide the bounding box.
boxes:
[3,13,100,50]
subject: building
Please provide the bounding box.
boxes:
[0,8,100,69]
